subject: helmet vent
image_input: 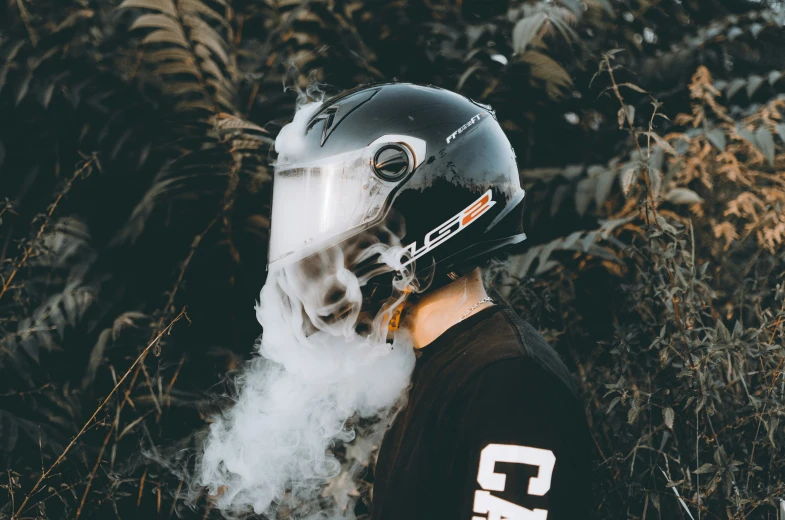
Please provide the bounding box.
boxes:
[373,145,411,181]
[307,106,338,146]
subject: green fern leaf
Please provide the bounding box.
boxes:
[143,29,189,47]
[119,0,177,17]
[131,13,185,37]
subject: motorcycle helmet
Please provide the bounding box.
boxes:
[269,83,526,283]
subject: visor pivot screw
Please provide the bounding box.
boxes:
[373,144,411,181]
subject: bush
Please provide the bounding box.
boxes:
[1,0,784,518]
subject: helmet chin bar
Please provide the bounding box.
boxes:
[296,267,410,343]
[280,212,415,342]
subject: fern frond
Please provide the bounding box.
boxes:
[155,62,202,76]
[131,13,186,35]
[521,50,572,100]
[214,115,266,133]
[143,48,194,62]
[121,0,237,114]
[142,29,189,47]
[180,0,230,29]
[119,0,177,17]
[497,215,635,299]
[185,14,230,65]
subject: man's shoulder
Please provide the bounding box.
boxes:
[440,306,579,400]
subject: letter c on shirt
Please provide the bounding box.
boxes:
[472,443,556,520]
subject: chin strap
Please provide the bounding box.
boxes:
[387,303,405,332]
[387,288,413,334]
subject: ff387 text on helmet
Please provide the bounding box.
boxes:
[268,83,527,294]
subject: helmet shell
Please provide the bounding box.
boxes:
[271,83,526,285]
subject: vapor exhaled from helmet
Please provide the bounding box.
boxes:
[195,95,418,520]
[195,232,416,518]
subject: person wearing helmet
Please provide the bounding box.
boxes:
[268,83,593,519]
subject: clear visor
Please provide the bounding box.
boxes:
[268,147,394,269]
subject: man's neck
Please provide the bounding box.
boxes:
[402,267,493,349]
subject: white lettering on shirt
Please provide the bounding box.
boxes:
[472,443,556,520]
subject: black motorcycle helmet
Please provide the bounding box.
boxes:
[268,83,526,313]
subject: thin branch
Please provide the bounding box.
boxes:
[14,0,38,46]
[0,157,95,301]
[74,424,114,520]
[13,308,188,519]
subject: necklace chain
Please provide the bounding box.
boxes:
[460,296,494,321]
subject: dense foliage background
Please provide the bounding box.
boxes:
[2,0,785,518]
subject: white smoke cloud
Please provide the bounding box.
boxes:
[274,100,323,165]
[195,98,418,519]
[196,249,415,518]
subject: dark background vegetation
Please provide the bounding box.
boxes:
[2,0,785,518]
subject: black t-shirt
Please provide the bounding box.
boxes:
[370,304,593,520]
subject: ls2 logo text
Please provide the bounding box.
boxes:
[401,190,495,267]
